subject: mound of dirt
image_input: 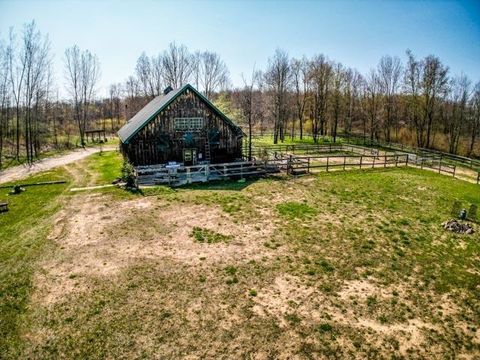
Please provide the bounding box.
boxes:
[442,219,475,234]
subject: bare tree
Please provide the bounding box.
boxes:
[240,67,262,160]
[404,50,424,147]
[445,74,470,154]
[291,57,309,139]
[8,27,26,160]
[162,42,192,89]
[422,54,449,148]
[135,52,163,99]
[198,51,229,98]
[65,45,100,146]
[344,68,363,136]
[309,54,332,141]
[0,38,9,167]
[264,49,291,144]
[21,21,51,161]
[365,69,380,142]
[377,55,402,143]
[468,81,480,157]
[109,83,122,132]
[330,62,345,143]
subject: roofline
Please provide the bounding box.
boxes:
[120,84,243,144]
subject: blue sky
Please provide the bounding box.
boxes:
[0,0,479,97]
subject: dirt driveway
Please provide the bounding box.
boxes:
[0,145,117,185]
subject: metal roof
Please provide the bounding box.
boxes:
[118,84,243,144]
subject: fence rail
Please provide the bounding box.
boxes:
[249,132,480,171]
[135,160,282,186]
[135,143,476,187]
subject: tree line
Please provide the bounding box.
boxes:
[0,20,479,169]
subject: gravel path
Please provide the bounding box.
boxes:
[0,146,117,185]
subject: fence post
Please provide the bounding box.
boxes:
[343,156,346,171]
[477,172,479,184]
[326,156,329,172]
[406,155,409,166]
[307,158,310,174]
[438,157,442,173]
[453,165,456,178]
[288,154,292,175]
[360,156,363,169]
[384,155,387,168]
[372,156,375,168]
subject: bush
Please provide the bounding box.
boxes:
[121,160,136,188]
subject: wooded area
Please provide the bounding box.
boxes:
[0,20,479,169]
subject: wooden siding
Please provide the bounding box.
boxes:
[121,88,242,166]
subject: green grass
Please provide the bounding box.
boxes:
[190,226,232,243]
[0,170,69,358]
[276,201,318,219]
[86,151,123,184]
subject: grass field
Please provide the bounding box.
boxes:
[0,150,479,359]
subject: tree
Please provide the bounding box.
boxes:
[330,62,345,143]
[365,69,380,142]
[421,55,449,148]
[468,81,480,157]
[445,74,470,154]
[291,57,309,139]
[404,50,424,147]
[197,51,229,98]
[264,49,291,144]
[65,45,100,146]
[0,38,9,168]
[309,54,332,141]
[240,67,262,160]
[8,27,26,160]
[162,43,192,89]
[377,55,402,143]
[135,52,162,99]
[344,68,363,136]
[21,21,51,161]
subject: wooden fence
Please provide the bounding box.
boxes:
[285,154,409,175]
[135,145,474,187]
[135,160,283,186]
[249,132,480,171]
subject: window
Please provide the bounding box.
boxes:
[174,117,204,131]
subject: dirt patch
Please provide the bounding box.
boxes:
[252,274,318,325]
[34,193,277,305]
[338,278,385,300]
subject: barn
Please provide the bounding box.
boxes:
[118,84,243,166]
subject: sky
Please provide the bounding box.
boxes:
[0,0,479,97]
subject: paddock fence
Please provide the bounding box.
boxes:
[135,142,476,187]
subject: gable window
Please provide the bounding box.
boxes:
[174,117,204,131]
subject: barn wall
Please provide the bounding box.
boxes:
[122,89,243,166]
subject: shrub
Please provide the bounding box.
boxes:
[121,160,136,188]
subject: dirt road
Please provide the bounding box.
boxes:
[0,146,117,185]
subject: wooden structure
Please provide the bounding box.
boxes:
[85,129,106,142]
[118,84,243,166]
[0,202,8,213]
[135,160,282,187]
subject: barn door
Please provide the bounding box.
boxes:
[183,148,197,166]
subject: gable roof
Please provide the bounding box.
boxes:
[118,84,243,144]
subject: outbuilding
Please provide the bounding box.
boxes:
[118,84,243,166]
